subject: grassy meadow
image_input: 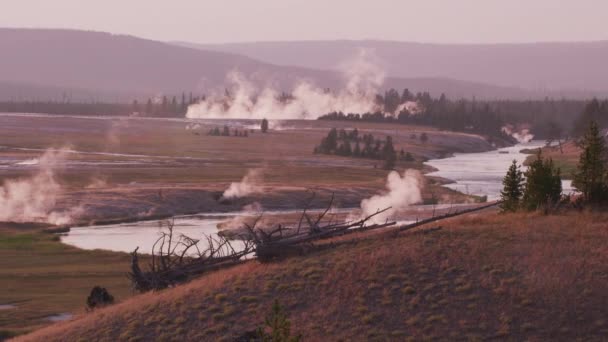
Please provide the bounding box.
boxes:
[0,225,135,339]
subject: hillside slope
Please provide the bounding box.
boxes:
[185,40,608,97]
[17,211,608,341]
[1,28,538,101]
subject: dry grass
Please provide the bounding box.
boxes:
[524,140,580,179]
[15,210,608,341]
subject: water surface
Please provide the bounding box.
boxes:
[425,141,573,200]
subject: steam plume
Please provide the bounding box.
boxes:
[186,49,385,120]
[222,169,264,199]
[0,148,81,225]
[502,125,534,143]
[354,170,423,224]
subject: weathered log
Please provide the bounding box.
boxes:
[397,201,501,233]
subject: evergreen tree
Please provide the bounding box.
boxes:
[573,120,608,203]
[382,137,397,169]
[383,150,396,170]
[500,160,524,212]
[261,118,269,133]
[522,151,562,211]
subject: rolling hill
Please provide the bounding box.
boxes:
[0,28,560,101]
[183,39,608,97]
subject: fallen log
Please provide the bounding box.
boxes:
[396,201,502,233]
[129,197,502,291]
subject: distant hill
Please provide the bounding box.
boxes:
[0,28,594,102]
[180,40,608,97]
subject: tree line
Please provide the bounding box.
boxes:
[313,128,416,170]
[320,89,594,140]
[207,126,250,137]
[0,92,204,117]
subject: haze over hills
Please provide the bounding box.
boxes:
[0,28,604,103]
[181,40,608,96]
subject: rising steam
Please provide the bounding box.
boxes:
[186,49,385,120]
[0,148,81,225]
[354,169,423,224]
[502,125,534,143]
[222,169,264,199]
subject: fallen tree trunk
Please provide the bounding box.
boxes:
[397,201,502,233]
[130,197,503,291]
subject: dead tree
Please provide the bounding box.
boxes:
[129,195,502,291]
[243,194,396,261]
[129,219,255,292]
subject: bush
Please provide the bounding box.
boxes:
[256,300,302,342]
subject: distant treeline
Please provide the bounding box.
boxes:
[0,92,204,117]
[320,89,591,139]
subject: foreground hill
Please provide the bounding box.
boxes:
[187,40,608,97]
[18,211,608,341]
[2,28,540,101]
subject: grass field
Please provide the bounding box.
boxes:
[16,209,608,341]
[524,140,580,179]
[0,225,135,339]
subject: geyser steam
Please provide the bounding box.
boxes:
[222,169,263,199]
[186,49,385,120]
[0,148,80,225]
[355,169,423,223]
[502,125,534,143]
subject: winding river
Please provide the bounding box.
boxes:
[61,140,573,253]
[426,140,573,201]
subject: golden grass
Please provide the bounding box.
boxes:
[15,210,608,341]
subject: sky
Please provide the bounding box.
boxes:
[2,0,608,44]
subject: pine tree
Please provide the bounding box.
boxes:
[383,151,397,170]
[522,151,562,211]
[500,160,524,212]
[261,118,269,133]
[573,120,608,203]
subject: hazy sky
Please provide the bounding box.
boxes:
[2,0,608,44]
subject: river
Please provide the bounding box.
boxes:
[61,140,574,253]
[425,140,574,201]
